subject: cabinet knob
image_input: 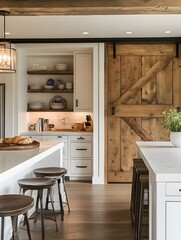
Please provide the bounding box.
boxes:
[58,136,62,138]
[76,148,87,151]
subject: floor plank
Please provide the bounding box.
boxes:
[19,181,135,240]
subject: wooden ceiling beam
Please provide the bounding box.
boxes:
[1,0,181,16]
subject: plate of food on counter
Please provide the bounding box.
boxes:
[0,136,40,150]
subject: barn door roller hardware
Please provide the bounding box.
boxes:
[176,43,180,58]
[113,41,116,59]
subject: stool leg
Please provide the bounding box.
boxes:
[34,191,40,223]
[57,178,64,221]
[48,188,58,231]
[137,183,149,240]
[1,217,4,240]
[62,176,70,212]
[38,189,45,240]
[24,213,31,240]
[130,165,136,226]
[45,190,50,210]
[11,216,19,240]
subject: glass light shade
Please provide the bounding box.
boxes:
[0,41,16,73]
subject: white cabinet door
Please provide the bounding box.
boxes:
[166,201,181,240]
[41,135,68,171]
[74,53,93,111]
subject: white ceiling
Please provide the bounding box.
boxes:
[1,14,181,39]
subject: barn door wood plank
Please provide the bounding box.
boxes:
[123,117,154,141]
[173,58,181,109]
[113,55,173,106]
[107,56,121,174]
[155,57,173,140]
[141,56,157,139]
[114,104,173,117]
[120,56,142,175]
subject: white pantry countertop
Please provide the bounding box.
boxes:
[21,131,93,136]
[0,139,64,181]
[136,141,181,182]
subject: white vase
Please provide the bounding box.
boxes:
[170,132,181,147]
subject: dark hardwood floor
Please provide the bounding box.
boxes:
[19,181,135,240]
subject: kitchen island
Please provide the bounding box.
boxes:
[0,139,64,239]
[137,141,181,240]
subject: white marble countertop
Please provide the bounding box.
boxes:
[136,141,181,182]
[21,131,93,136]
[0,139,64,181]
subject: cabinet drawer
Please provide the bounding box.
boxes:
[70,143,92,158]
[70,135,92,141]
[70,160,92,174]
[166,182,181,196]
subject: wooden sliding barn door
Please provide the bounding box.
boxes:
[105,43,181,183]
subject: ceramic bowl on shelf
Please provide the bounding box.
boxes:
[44,85,54,89]
[29,84,42,90]
[49,95,67,110]
[55,63,69,71]
[29,102,44,110]
[58,84,65,90]
[50,102,65,110]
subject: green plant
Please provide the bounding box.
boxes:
[162,109,181,132]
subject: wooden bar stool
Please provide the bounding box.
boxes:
[33,167,70,221]
[134,175,149,240]
[130,158,149,227]
[0,194,34,240]
[18,178,58,240]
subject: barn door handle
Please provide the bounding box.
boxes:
[112,107,115,115]
[76,99,78,107]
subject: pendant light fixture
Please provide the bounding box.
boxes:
[0,10,16,73]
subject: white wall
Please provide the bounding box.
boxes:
[6,42,105,184]
[0,72,15,137]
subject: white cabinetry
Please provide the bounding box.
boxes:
[165,182,181,240]
[41,135,68,172]
[74,53,93,111]
[166,201,181,240]
[137,142,181,240]
[69,135,92,179]
[24,132,93,180]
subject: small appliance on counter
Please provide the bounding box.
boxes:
[85,115,93,132]
[30,118,49,132]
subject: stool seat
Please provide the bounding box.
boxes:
[18,178,56,190]
[0,194,34,240]
[0,194,34,216]
[33,167,67,177]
